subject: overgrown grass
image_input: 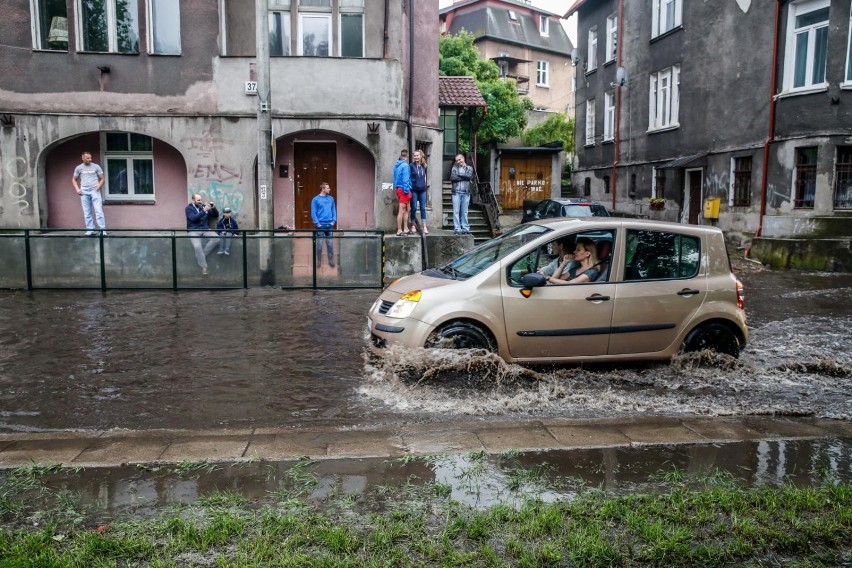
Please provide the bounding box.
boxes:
[0,456,850,566]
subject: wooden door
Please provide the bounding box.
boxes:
[687,170,701,225]
[294,143,337,229]
[499,155,552,209]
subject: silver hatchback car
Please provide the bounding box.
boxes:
[368,218,747,363]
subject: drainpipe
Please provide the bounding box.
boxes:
[382,0,390,58]
[407,0,415,154]
[748,0,781,257]
[610,0,624,212]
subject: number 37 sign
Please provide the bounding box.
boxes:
[245,81,258,95]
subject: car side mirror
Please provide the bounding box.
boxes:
[520,272,547,297]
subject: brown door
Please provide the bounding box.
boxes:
[688,170,702,225]
[500,155,552,209]
[294,143,337,229]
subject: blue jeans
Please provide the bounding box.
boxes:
[409,190,427,225]
[452,192,470,233]
[218,233,233,253]
[315,225,334,264]
[80,190,106,231]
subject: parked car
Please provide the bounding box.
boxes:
[521,198,610,224]
[368,218,747,363]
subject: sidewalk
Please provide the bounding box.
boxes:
[2,416,850,468]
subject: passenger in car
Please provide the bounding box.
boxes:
[537,237,576,277]
[547,237,600,285]
[594,239,613,282]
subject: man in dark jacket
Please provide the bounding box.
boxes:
[450,153,474,235]
[216,207,240,256]
[186,193,218,275]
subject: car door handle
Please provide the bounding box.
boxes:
[585,294,610,302]
[677,288,701,296]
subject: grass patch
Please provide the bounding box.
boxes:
[0,458,850,566]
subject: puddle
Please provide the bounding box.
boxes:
[3,438,850,521]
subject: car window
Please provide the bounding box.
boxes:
[533,201,550,218]
[624,229,700,281]
[442,224,552,280]
[562,205,594,217]
[590,205,609,216]
[508,230,615,286]
[543,201,561,217]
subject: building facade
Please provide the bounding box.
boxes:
[0,0,441,232]
[569,0,852,242]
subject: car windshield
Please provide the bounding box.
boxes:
[438,224,552,280]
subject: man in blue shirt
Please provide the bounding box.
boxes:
[393,149,411,236]
[311,181,337,267]
[185,193,219,275]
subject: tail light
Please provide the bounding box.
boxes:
[735,279,745,310]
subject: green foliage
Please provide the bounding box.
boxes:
[439,30,531,155]
[521,112,575,154]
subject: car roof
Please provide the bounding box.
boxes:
[530,216,724,235]
[543,198,605,206]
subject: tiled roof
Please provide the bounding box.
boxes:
[445,5,574,56]
[438,76,487,108]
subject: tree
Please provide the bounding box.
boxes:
[439,30,533,156]
[521,112,575,155]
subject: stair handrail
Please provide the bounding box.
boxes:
[470,166,502,236]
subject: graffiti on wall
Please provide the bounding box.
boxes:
[1,156,35,217]
[769,184,790,209]
[182,124,246,215]
[702,172,730,199]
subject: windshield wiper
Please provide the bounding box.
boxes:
[440,264,461,279]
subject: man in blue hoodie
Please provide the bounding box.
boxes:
[311,181,337,267]
[186,193,219,275]
[393,149,411,236]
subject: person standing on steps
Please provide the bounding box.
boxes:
[393,149,412,236]
[409,150,429,234]
[450,153,474,235]
[72,151,107,236]
[311,181,337,267]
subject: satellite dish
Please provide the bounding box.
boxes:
[616,66,627,86]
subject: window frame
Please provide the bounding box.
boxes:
[269,9,292,56]
[101,132,155,202]
[147,0,181,55]
[648,65,680,132]
[845,5,852,84]
[783,0,830,92]
[587,26,598,71]
[603,90,616,142]
[536,60,550,87]
[606,13,618,63]
[585,98,596,146]
[793,146,818,208]
[297,4,332,57]
[651,0,682,39]
[539,14,549,36]
[339,0,364,58]
[76,0,140,54]
[30,0,69,51]
[834,146,852,209]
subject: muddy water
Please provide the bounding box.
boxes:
[0,269,850,433]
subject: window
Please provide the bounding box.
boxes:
[784,0,829,90]
[147,0,180,54]
[603,91,616,141]
[539,15,549,36]
[604,176,610,194]
[440,109,458,157]
[340,0,363,57]
[585,99,596,146]
[732,156,752,207]
[630,174,637,197]
[103,133,154,201]
[584,177,591,196]
[32,0,69,51]
[652,0,682,38]
[847,7,852,82]
[299,0,331,56]
[653,168,666,198]
[269,10,291,56]
[77,0,139,53]
[508,10,517,22]
[606,14,618,62]
[587,27,598,70]
[625,229,700,281]
[536,61,549,87]
[834,147,852,209]
[649,65,680,130]
[794,147,818,208]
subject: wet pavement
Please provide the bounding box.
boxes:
[0,264,851,467]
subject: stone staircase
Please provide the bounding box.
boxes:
[441,181,494,240]
[749,213,852,271]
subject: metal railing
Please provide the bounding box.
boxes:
[470,169,502,236]
[0,229,385,290]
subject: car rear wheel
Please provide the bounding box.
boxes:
[684,322,741,357]
[427,321,496,351]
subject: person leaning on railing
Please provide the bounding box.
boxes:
[186,193,219,275]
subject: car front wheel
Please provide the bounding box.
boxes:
[684,322,741,357]
[426,321,496,351]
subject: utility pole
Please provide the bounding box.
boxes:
[256,0,274,285]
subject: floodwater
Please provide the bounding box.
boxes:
[0,268,851,433]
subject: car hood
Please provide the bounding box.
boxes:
[386,272,458,295]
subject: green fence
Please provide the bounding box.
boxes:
[0,229,385,290]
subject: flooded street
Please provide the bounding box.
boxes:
[0,268,850,433]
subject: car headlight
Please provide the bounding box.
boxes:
[386,290,421,319]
